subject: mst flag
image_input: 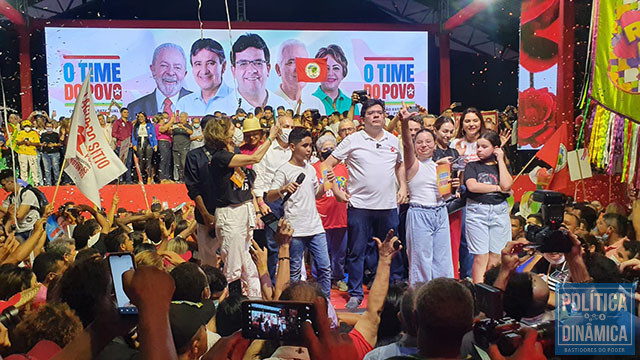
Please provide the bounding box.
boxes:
[513,123,570,200]
[64,74,126,207]
[296,58,327,82]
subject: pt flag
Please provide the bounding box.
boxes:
[296,58,327,82]
[64,74,127,207]
[513,123,570,200]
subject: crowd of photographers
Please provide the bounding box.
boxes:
[0,92,639,359]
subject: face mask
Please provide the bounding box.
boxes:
[321,149,333,160]
[280,128,292,143]
[543,253,565,266]
[24,127,31,132]
[237,116,245,121]
[45,127,53,132]
[193,124,200,129]
[87,232,101,248]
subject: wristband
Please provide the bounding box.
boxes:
[278,257,290,261]
[267,137,273,143]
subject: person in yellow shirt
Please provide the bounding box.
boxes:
[15,120,41,185]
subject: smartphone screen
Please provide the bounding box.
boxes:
[108,253,137,315]
[242,301,315,342]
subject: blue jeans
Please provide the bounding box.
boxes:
[265,198,285,282]
[459,208,473,278]
[311,227,347,282]
[406,205,453,285]
[40,152,61,186]
[290,232,331,297]
[346,207,400,299]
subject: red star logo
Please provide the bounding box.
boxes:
[390,146,396,153]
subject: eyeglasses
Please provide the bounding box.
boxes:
[236,59,267,68]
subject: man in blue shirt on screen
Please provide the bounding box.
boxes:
[177,38,238,117]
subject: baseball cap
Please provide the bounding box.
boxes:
[169,300,216,350]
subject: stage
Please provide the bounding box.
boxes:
[0,183,193,211]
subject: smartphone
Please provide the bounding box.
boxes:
[242,300,316,342]
[261,213,279,233]
[107,252,137,315]
[407,105,419,113]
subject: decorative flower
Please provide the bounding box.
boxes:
[520,0,560,73]
[518,87,557,147]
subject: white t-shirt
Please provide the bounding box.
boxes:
[3,188,40,232]
[269,162,324,237]
[331,129,402,209]
[450,138,479,163]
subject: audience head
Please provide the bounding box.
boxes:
[457,107,486,140]
[32,252,66,287]
[215,294,247,336]
[201,265,228,300]
[414,278,473,358]
[0,264,36,300]
[170,301,215,358]
[11,303,83,353]
[170,263,210,302]
[135,250,165,270]
[104,228,134,253]
[48,236,77,264]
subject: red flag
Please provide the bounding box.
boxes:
[513,123,570,200]
[296,58,327,82]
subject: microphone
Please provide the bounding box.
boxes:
[282,173,306,202]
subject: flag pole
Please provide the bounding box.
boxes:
[132,153,151,210]
[52,156,68,207]
[512,153,538,183]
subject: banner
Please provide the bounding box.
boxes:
[592,0,640,122]
[64,74,127,207]
[517,0,560,149]
[44,26,428,117]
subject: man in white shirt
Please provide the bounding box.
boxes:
[230,33,287,114]
[266,127,338,297]
[0,169,41,241]
[253,115,294,281]
[177,38,238,116]
[323,98,408,311]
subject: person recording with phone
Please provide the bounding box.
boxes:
[266,128,347,298]
[203,117,278,297]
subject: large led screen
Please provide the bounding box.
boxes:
[45,26,428,117]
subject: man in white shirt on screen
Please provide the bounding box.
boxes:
[272,39,324,113]
[230,33,286,114]
[177,38,238,117]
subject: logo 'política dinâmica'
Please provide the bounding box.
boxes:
[556,283,635,355]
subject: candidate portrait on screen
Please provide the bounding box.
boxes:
[230,33,286,114]
[310,44,355,115]
[273,39,324,113]
[128,43,192,118]
[176,38,237,116]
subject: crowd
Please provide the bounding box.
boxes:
[1,90,640,360]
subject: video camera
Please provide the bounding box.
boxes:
[473,283,555,357]
[524,190,573,253]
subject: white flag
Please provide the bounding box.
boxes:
[64,73,126,207]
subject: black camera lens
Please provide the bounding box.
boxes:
[0,306,21,330]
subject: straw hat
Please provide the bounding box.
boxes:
[242,118,262,133]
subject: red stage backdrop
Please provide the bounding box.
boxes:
[0,184,193,211]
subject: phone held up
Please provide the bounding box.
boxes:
[242,300,316,342]
[107,252,137,315]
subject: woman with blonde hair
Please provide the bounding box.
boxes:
[205,117,279,297]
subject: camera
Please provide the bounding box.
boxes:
[474,283,555,357]
[354,90,369,104]
[524,190,573,253]
[473,317,555,356]
[0,306,21,330]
